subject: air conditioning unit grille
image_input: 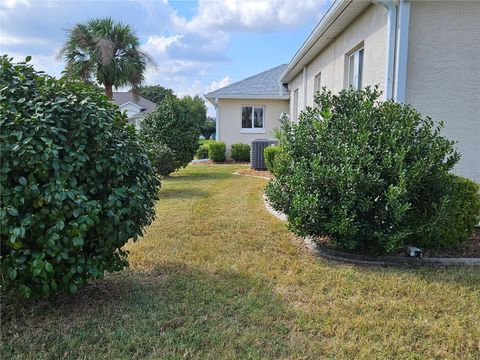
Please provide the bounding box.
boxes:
[251,139,278,170]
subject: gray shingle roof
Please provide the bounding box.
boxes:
[112,92,157,114]
[205,64,289,99]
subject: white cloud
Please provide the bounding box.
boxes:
[0,33,48,45]
[172,0,328,33]
[207,76,233,92]
[1,0,30,9]
[7,50,64,78]
[143,34,183,54]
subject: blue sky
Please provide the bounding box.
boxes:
[0,0,331,114]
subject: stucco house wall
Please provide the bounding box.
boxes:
[405,0,480,182]
[218,98,289,157]
[288,4,387,116]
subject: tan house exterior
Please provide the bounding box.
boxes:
[216,98,289,156]
[206,0,480,182]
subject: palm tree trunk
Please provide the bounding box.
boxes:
[105,84,113,99]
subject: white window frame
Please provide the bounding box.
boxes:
[292,89,299,122]
[314,72,322,95]
[347,47,364,90]
[241,105,266,134]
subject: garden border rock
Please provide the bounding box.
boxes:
[262,194,480,268]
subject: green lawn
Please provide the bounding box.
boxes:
[3,164,480,359]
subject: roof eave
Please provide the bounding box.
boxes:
[204,94,290,100]
[280,0,370,83]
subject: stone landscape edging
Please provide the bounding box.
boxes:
[262,193,480,267]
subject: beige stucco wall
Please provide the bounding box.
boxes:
[217,98,289,158]
[288,4,388,117]
[406,1,480,182]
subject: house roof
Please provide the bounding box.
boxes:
[204,64,289,100]
[112,92,157,114]
[279,0,371,83]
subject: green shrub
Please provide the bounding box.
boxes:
[140,95,200,175]
[196,145,209,159]
[231,143,250,162]
[0,56,159,298]
[266,86,464,255]
[147,142,176,177]
[410,175,480,249]
[264,146,281,174]
[208,142,226,162]
[196,139,216,159]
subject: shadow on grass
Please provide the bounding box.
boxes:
[170,170,232,182]
[159,187,209,200]
[2,263,292,359]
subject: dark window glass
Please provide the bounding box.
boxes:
[242,106,252,128]
[254,107,264,128]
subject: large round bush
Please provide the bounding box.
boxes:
[140,95,200,176]
[0,56,159,298]
[266,87,479,255]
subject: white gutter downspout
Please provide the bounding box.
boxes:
[377,0,397,100]
[394,0,410,103]
[214,98,219,141]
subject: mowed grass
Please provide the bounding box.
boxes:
[2,164,480,359]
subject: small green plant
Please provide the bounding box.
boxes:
[196,139,216,159]
[196,145,209,159]
[0,56,159,298]
[231,143,250,162]
[208,142,226,162]
[266,86,469,255]
[264,146,281,174]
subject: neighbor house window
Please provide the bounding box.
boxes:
[242,106,264,130]
[348,47,364,90]
[293,89,299,121]
[314,72,322,95]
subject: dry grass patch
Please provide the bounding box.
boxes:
[2,164,480,359]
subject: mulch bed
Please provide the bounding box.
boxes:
[313,228,480,259]
[424,228,480,258]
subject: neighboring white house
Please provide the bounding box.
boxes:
[112,92,157,129]
[205,0,480,183]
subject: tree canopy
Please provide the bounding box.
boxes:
[60,17,152,99]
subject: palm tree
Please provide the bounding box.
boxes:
[60,17,153,99]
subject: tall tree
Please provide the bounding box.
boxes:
[60,17,152,99]
[180,95,207,127]
[138,85,175,104]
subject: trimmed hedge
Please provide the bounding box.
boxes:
[265,87,479,255]
[410,174,480,249]
[0,56,159,298]
[196,145,209,159]
[148,142,176,177]
[140,95,200,175]
[208,141,226,162]
[264,145,281,174]
[231,143,250,162]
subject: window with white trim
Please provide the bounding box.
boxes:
[242,106,265,129]
[314,72,322,95]
[348,47,364,90]
[293,89,299,121]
